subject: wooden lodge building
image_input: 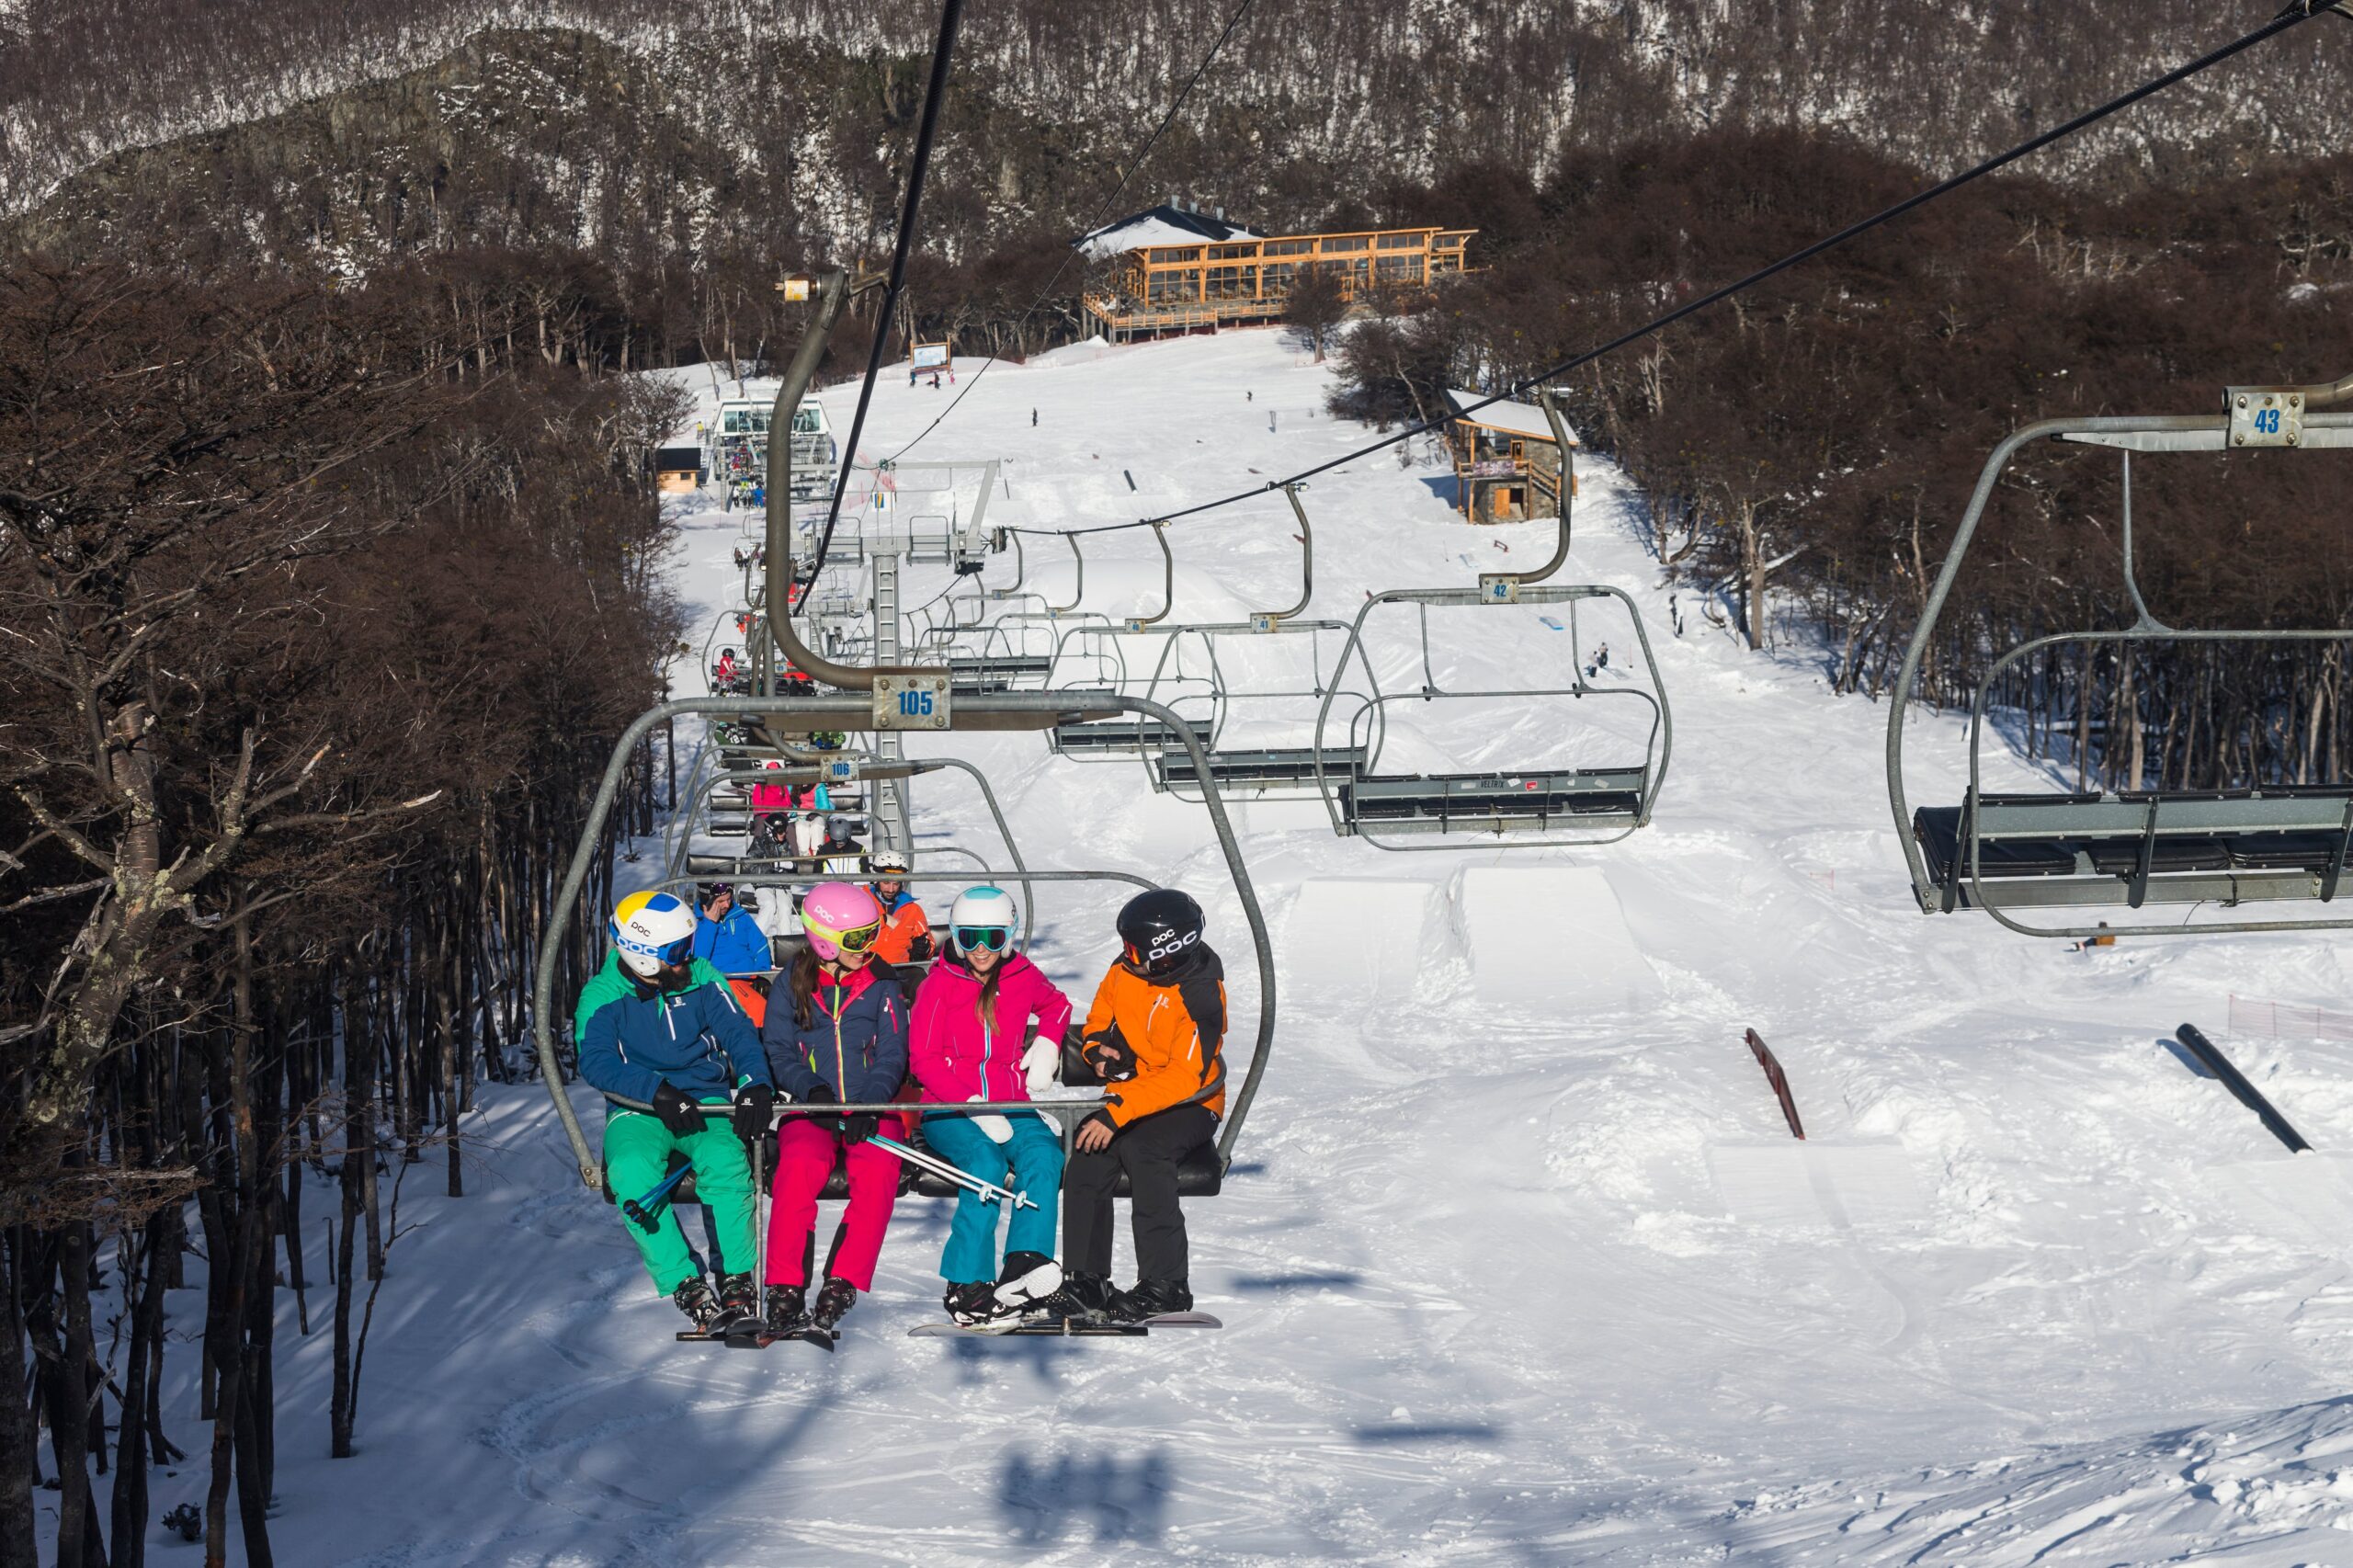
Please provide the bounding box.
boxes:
[1444,389,1574,523]
[1080,201,1476,342]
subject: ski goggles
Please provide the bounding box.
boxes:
[955,926,1012,952]
[830,920,882,954]
[619,933,696,968]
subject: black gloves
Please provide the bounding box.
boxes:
[843,1112,879,1145]
[651,1082,704,1136]
[801,1083,839,1106]
[1085,1028,1138,1083]
[733,1083,776,1142]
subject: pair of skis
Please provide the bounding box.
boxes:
[907,1312,1222,1338]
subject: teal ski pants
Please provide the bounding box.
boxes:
[922,1111,1063,1285]
[604,1107,756,1296]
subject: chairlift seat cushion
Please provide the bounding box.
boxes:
[1154,747,1367,787]
[1051,719,1195,754]
[2228,833,2350,871]
[1912,806,2081,882]
[1343,770,1644,824]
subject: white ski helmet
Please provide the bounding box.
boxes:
[948,885,1018,954]
[870,850,911,876]
[609,890,698,980]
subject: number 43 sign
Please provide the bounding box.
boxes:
[874,675,951,730]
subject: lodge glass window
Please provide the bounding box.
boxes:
[1204,265,1257,299]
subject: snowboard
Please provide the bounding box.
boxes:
[907,1311,1222,1338]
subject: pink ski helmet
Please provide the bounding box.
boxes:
[800,881,883,961]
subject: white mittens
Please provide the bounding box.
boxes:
[967,1093,1013,1144]
[1021,1035,1059,1096]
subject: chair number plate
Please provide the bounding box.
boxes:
[874,675,950,730]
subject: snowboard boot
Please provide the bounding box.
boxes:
[715,1272,756,1327]
[762,1284,809,1337]
[1104,1277,1191,1324]
[812,1277,858,1333]
[944,1281,1003,1327]
[1024,1270,1112,1324]
[993,1251,1063,1317]
[673,1277,726,1334]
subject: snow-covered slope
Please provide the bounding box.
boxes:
[125,330,2353,1565]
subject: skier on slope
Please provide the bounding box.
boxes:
[576,891,777,1335]
[756,882,911,1338]
[868,851,934,964]
[909,886,1073,1324]
[1029,889,1225,1325]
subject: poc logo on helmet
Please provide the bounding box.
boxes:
[1148,930,1200,961]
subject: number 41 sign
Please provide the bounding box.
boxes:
[873,674,951,730]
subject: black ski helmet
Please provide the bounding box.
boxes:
[1116,889,1206,977]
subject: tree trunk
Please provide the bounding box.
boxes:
[0,1230,40,1568]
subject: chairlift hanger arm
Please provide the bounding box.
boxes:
[1246,484,1313,627]
[1127,522,1175,629]
[1049,533,1086,616]
[763,268,947,692]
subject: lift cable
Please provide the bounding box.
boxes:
[881,0,1262,468]
[999,0,2344,540]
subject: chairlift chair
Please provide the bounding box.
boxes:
[1307,394,1673,848]
[1887,379,2353,937]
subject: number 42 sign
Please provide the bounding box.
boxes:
[874,674,951,730]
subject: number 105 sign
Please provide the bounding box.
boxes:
[873,674,951,730]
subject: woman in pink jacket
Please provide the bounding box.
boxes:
[909,885,1074,1324]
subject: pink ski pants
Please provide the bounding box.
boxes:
[765,1114,908,1290]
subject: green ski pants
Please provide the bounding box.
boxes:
[604,1107,757,1296]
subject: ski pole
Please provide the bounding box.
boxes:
[623,1164,694,1233]
[865,1133,1035,1210]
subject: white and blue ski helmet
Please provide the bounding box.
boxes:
[948,885,1017,953]
[610,890,698,979]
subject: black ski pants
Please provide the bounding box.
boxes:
[1063,1102,1217,1283]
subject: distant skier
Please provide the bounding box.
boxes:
[869,851,933,965]
[694,882,775,978]
[1029,890,1225,1325]
[576,892,776,1335]
[756,882,911,1339]
[1031,408,1038,427]
[909,887,1074,1324]
[930,372,942,390]
[712,648,741,693]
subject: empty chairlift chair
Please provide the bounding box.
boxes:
[1887,379,2353,937]
[1143,488,1379,801]
[1303,403,1671,849]
[1310,585,1670,847]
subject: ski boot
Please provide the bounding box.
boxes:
[811,1277,858,1334]
[993,1251,1063,1318]
[674,1277,727,1335]
[1024,1271,1112,1324]
[1103,1277,1191,1324]
[944,1281,1003,1327]
[715,1272,756,1330]
[761,1284,810,1337]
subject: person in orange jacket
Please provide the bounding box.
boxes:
[867,851,933,965]
[1029,889,1224,1325]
